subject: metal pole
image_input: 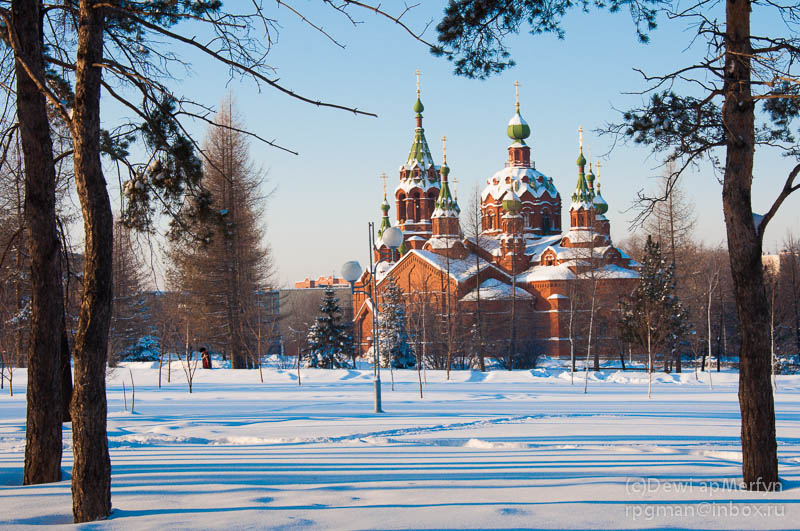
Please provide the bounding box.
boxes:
[368,222,383,413]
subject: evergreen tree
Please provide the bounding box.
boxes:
[378,278,416,369]
[619,235,688,397]
[305,288,352,369]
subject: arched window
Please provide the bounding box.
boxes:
[426,190,438,219]
[542,211,551,233]
[398,194,407,222]
[411,191,421,221]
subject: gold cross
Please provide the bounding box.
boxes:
[441,135,447,164]
[595,160,602,178]
[380,172,387,198]
[453,175,458,198]
[578,126,584,150]
[514,80,520,110]
[416,69,420,97]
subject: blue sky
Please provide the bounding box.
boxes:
[108,2,799,287]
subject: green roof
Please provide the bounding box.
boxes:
[577,148,586,167]
[434,166,457,214]
[377,198,392,238]
[407,126,434,168]
[571,167,593,206]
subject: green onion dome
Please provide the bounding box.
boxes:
[577,148,586,167]
[594,184,609,215]
[502,189,522,215]
[506,110,531,142]
[413,97,424,114]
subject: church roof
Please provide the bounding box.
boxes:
[481,167,559,202]
[432,164,459,218]
[404,249,505,283]
[405,126,435,171]
[460,278,533,301]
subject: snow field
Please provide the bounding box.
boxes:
[0,363,799,529]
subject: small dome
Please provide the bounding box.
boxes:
[586,165,595,184]
[576,149,586,167]
[413,97,424,114]
[506,111,531,142]
[502,189,522,214]
[440,163,450,179]
[594,185,609,215]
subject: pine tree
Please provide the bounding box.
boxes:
[378,278,416,369]
[305,288,352,369]
[619,235,689,397]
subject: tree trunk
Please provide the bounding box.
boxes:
[70,0,112,521]
[13,0,66,486]
[723,0,778,490]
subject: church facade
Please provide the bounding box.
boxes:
[352,81,640,362]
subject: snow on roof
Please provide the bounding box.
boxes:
[525,234,568,260]
[432,205,459,218]
[481,167,559,203]
[518,263,576,282]
[396,175,440,194]
[555,245,613,260]
[410,249,506,283]
[547,293,569,299]
[460,278,533,302]
[562,229,596,244]
[375,260,394,282]
[425,235,461,249]
[594,264,640,279]
[570,199,594,210]
[467,233,564,259]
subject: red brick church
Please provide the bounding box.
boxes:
[352,79,639,361]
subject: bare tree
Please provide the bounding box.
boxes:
[168,97,274,370]
[463,185,487,371]
[108,222,147,365]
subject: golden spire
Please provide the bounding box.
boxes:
[416,69,421,98]
[578,125,584,152]
[380,172,388,199]
[453,175,458,199]
[442,135,447,164]
[514,80,520,112]
[595,160,601,179]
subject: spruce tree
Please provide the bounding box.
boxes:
[378,278,416,369]
[619,235,688,396]
[305,288,352,369]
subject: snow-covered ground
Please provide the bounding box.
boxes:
[1,362,799,529]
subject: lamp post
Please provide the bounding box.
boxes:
[341,222,404,413]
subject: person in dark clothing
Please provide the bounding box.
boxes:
[200,347,211,369]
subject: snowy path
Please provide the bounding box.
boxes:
[1,365,799,529]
